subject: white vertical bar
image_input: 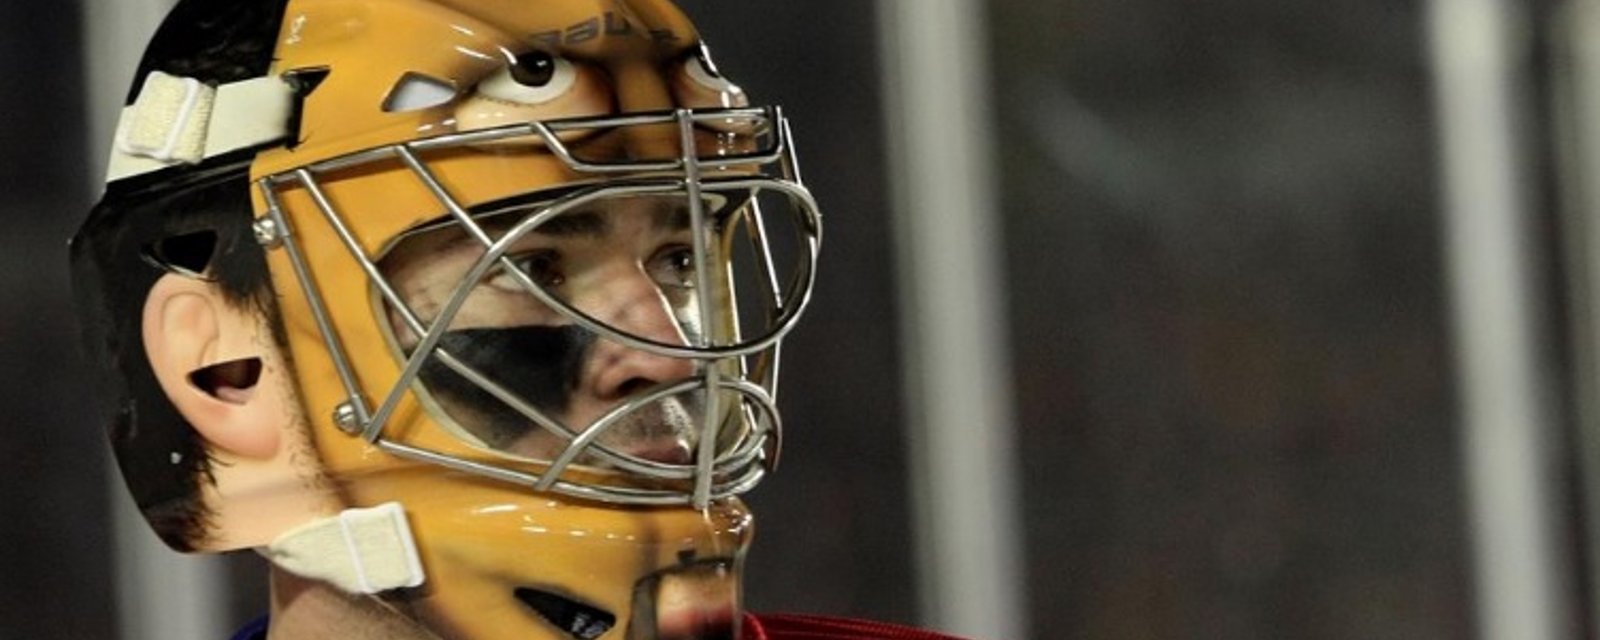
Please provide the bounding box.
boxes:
[876,1,1028,638]
[1427,1,1573,639]
[84,1,231,639]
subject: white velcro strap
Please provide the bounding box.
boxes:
[264,503,427,595]
[106,71,296,182]
[119,72,211,163]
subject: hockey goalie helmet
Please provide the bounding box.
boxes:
[246,0,820,505]
[79,0,820,637]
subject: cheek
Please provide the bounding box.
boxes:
[387,260,452,323]
[386,279,445,345]
[387,252,502,330]
[449,287,561,329]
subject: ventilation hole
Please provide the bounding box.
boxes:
[383,72,458,112]
[141,230,218,278]
[188,357,263,404]
[282,67,330,149]
[515,588,616,640]
[285,67,330,97]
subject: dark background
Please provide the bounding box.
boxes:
[991,1,1473,637]
[0,0,114,638]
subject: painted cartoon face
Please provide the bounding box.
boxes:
[242,0,820,637]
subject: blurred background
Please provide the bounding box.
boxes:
[5,0,1599,638]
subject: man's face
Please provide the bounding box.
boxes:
[378,195,723,467]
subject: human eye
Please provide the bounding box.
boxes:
[647,244,697,291]
[488,249,565,292]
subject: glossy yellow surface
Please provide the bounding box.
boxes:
[357,467,752,639]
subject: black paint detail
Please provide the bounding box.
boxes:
[566,17,601,44]
[526,12,653,48]
[531,30,562,49]
[515,588,616,640]
[604,12,634,36]
[417,326,595,447]
[127,0,292,104]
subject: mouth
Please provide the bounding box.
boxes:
[512,580,737,640]
[652,609,735,640]
[514,587,616,640]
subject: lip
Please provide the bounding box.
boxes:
[653,608,735,640]
[633,558,740,640]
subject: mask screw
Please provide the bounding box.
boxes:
[253,218,284,248]
[333,402,362,435]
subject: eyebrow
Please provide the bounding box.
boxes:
[657,206,693,232]
[536,201,695,235]
[455,198,699,246]
[533,210,609,237]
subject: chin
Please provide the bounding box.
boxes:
[351,470,753,640]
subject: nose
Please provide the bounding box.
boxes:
[581,264,698,401]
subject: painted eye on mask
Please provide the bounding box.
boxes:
[454,50,613,140]
[672,45,759,136]
[672,45,746,110]
[479,51,578,106]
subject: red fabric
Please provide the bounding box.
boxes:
[747,613,974,640]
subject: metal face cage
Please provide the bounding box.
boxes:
[254,107,822,507]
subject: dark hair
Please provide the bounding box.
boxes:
[69,0,291,550]
[71,159,276,549]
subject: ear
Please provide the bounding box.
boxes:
[142,272,282,459]
[141,273,342,550]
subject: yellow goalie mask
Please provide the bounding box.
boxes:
[72,0,821,638]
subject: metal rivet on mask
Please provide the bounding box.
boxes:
[334,402,362,435]
[253,217,284,248]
